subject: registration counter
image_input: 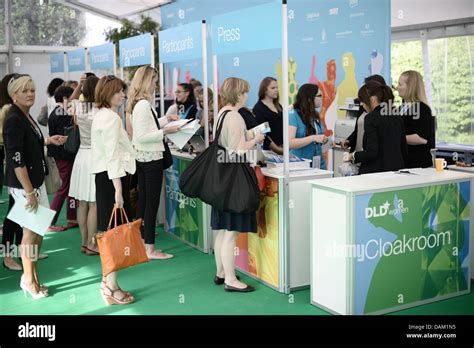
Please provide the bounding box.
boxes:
[235,167,333,293]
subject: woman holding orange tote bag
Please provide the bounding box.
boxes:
[91,76,141,306]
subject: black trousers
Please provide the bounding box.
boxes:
[1,194,24,252]
[136,160,164,245]
[95,172,132,232]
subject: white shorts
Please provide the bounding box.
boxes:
[9,184,50,210]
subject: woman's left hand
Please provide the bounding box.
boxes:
[166,114,180,122]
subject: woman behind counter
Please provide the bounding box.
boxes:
[397,70,435,168]
[253,77,284,155]
[289,84,328,169]
[165,83,198,120]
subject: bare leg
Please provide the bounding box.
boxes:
[20,228,41,294]
[86,202,98,252]
[77,201,89,247]
[222,230,248,289]
[213,230,225,278]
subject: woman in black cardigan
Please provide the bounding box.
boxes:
[3,74,64,299]
[396,70,435,168]
[343,75,388,152]
[347,81,407,174]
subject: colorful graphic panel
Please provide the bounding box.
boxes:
[355,181,471,314]
[236,177,280,288]
[165,157,205,249]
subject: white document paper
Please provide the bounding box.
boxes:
[164,119,190,129]
[166,120,201,149]
[7,195,56,237]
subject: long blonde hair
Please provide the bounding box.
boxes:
[0,75,35,142]
[401,70,430,107]
[126,66,157,114]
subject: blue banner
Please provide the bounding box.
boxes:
[211,2,282,55]
[50,53,64,73]
[89,43,115,71]
[68,48,86,72]
[159,21,203,63]
[119,33,154,68]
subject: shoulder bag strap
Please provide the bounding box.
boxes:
[214,110,231,144]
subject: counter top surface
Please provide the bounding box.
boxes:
[170,148,333,179]
[262,167,333,180]
[309,168,474,193]
[447,165,474,173]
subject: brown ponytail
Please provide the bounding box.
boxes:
[358,81,394,110]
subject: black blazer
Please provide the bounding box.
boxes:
[354,105,408,175]
[238,107,259,130]
[3,104,47,189]
[346,105,365,151]
[47,105,75,161]
[402,102,435,168]
[253,100,284,150]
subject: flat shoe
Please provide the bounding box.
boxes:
[223,283,255,293]
[148,252,174,260]
[214,275,240,285]
[3,259,22,271]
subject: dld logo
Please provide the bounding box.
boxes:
[365,201,390,219]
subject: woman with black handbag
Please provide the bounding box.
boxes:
[128,66,180,260]
[47,86,77,232]
[212,78,265,293]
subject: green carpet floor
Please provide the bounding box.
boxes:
[0,196,473,315]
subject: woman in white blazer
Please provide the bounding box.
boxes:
[91,75,136,306]
[127,66,180,260]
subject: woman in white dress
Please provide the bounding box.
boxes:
[69,75,100,255]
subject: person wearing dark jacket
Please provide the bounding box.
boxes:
[47,86,77,232]
[343,74,388,152]
[396,70,435,168]
[253,77,284,154]
[3,74,65,299]
[347,81,407,175]
[0,73,24,271]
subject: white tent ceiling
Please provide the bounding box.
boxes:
[55,0,170,21]
[55,0,474,28]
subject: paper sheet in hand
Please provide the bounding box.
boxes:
[164,119,190,129]
[7,195,56,237]
[166,119,201,149]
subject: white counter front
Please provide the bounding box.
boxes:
[309,168,474,315]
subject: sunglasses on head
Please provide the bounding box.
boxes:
[8,74,30,86]
[105,75,117,81]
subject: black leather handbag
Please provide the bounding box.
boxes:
[150,108,173,169]
[179,110,260,214]
[64,115,80,154]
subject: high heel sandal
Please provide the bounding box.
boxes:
[22,275,48,294]
[20,278,48,300]
[100,281,134,306]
